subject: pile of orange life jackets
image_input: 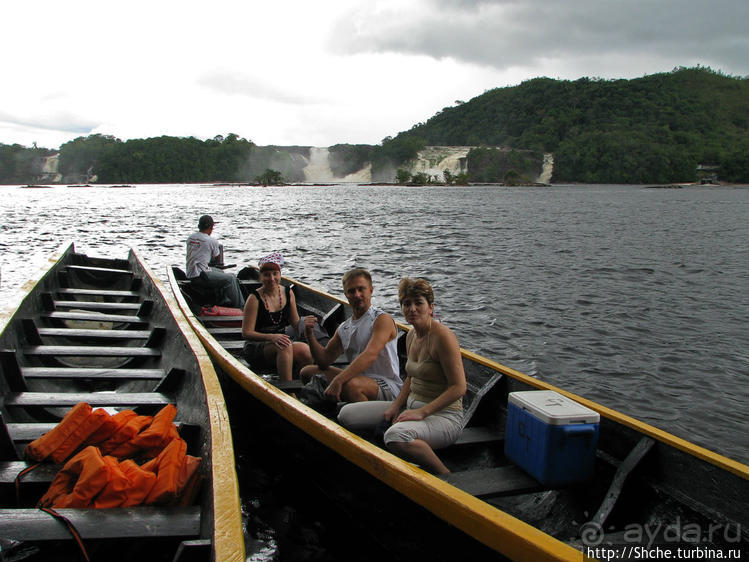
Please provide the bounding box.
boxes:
[24,402,201,509]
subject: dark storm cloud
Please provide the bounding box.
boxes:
[331,0,749,75]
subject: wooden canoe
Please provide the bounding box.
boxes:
[0,243,244,562]
[169,264,748,561]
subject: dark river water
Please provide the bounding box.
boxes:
[1,182,747,467]
[2,183,748,560]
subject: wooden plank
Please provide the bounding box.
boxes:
[56,288,140,297]
[52,300,142,312]
[0,507,201,540]
[589,436,655,527]
[65,265,133,275]
[22,367,165,379]
[197,315,243,323]
[4,392,173,408]
[454,426,503,446]
[37,328,152,339]
[8,421,194,443]
[220,340,244,351]
[24,345,160,357]
[446,465,540,498]
[0,461,61,483]
[7,423,59,441]
[206,327,243,335]
[41,311,146,324]
[274,380,305,392]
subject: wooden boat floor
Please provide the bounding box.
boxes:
[446,465,541,498]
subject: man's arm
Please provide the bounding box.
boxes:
[304,316,343,370]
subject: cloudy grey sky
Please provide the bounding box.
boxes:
[2,0,747,150]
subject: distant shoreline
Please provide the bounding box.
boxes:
[5,181,747,189]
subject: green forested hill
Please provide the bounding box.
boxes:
[389,67,749,183]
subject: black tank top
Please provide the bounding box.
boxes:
[253,286,291,334]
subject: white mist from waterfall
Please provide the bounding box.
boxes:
[303,147,372,183]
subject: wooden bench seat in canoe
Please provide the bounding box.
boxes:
[0,460,61,484]
[40,311,149,325]
[21,367,165,380]
[197,314,243,323]
[206,326,244,336]
[64,265,134,276]
[23,345,161,358]
[36,328,153,340]
[218,340,244,351]
[0,506,201,541]
[48,299,143,312]
[3,392,173,409]
[4,419,196,445]
[55,288,140,298]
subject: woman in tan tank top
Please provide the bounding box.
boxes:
[381,278,467,475]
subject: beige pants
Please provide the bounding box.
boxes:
[338,397,463,450]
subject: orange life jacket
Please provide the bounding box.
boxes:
[38,447,161,509]
[109,404,178,459]
[98,415,153,456]
[141,438,201,505]
[85,409,137,445]
[32,403,201,509]
[25,403,109,464]
[38,446,111,508]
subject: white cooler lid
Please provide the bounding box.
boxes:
[508,390,600,425]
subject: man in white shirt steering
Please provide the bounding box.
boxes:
[185,214,244,308]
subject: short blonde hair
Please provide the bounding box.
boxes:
[398,277,434,305]
[342,268,372,288]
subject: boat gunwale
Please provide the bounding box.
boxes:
[133,248,245,562]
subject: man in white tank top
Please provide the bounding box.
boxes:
[304,268,402,402]
[185,215,245,309]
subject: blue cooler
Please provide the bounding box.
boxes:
[505,390,600,486]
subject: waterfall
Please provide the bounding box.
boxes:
[408,146,470,179]
[303,147,336,183]
[538,153,554,184]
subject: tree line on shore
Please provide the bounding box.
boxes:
[1,66,747,185]
[388,66,749,184]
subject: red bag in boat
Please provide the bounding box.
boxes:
[201,305,243,327]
